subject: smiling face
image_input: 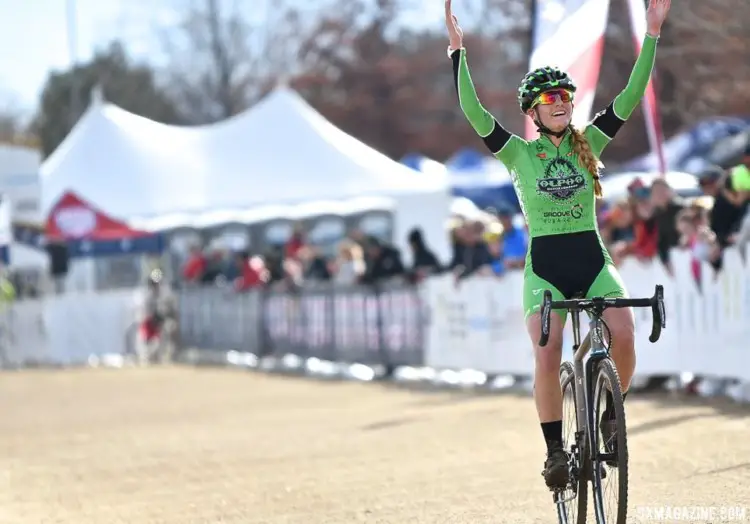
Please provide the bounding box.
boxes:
[526,89,573,133]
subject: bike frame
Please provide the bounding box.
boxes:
[569,307,609,462]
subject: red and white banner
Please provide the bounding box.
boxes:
[526,0,611,139]
[626,0,667,174]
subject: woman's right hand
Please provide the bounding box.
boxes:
[445,0,463,51]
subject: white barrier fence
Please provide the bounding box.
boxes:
[1,246,749,392]
[0,289,142,367]
[424,246,750,383]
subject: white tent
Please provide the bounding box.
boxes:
[40,86,452,261]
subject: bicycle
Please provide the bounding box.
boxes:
[538,285,666,524]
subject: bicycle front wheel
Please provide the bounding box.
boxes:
[557,361,588,524]
[591,358,628,524]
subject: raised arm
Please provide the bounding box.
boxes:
[586,0,670,156]
[445,0,523,164]
[450,49,523,163]
[612,34,658,121]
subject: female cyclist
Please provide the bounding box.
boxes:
[444,0,671,489]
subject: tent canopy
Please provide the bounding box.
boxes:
[40,86,447,222]
[45,191,162,257]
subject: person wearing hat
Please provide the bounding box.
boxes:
[446,0,671,488]
[729,142,750,192]
[360,235,405,284]
[730,143,750,250]
[698,166,746,251]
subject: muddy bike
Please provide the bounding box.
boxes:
[538,285,666,524]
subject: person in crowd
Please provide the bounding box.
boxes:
[298,245,332,282]
[182,244,206,284]
[285,223,306,261]
[200,248,228,284]
[138,269,177,365]
[487,240,505,276]
[726,146,750,250]
[601,199,635,254]
[263,247,285,285]
[630,185,659,262]
[407,227,441,282]
[0,265,16,311]
[360,236,405,284]
[332,240,366,285]
[446,0,670,488]
[650,178,684,271]
[698,166,747,270]
[234,252,268,291]
[728,142,750,195]
[495,205,528,271]
[675,208,720,286]
[449,219,493,282]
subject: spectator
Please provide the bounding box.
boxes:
[182,245,206,283]
[495,206,528,271]
[139,269,177,364]
[285,223,306,261]
[263,247,285,285]
[235,253,267,291]
[361,236,405,284]
[698,166,745,252]
[487,239,505,276]
[630,186,659,262]
[200,249,227,284]
[727,146,750,251]
[449,220,493,280]
[332,240,365,285]
[729,142,750,194]
[675,208,720,286]
[298,245,331,282]
[407,227,441,282]
[650,178,685,271]
[606,200,635,243]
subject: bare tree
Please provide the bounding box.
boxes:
[160,0,306,123]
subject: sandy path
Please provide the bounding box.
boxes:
[1,367,748,523]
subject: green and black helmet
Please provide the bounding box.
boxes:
[518,66,577,114]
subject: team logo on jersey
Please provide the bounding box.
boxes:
[536,158,586,201]
[542,203,584,220]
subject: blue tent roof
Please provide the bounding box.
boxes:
[446,148,485,170]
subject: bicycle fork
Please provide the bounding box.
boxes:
[569,313,606,483]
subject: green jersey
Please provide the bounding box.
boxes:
[451,35,659,238]
[730,164,750,191]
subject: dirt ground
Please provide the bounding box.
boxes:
[1,367,749,524]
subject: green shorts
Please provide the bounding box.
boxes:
[522,231,628,322]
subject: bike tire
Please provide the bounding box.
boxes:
[591,358,628,524]
[557,361,588,524]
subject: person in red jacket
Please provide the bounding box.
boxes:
[285,224,306,261]
[234,253,268,291]
[182,245,206,283]
[630,186,659,261]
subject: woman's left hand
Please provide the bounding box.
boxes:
[646,0,671,36]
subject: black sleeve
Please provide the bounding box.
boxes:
[591,101,626,140]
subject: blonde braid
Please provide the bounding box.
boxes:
[570,127,604,198]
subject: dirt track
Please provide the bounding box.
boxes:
[1,367,749,524]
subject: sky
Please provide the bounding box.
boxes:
[0,0,182,112]
[0,0,447,116]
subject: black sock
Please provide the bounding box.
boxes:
[541,420,563,450]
